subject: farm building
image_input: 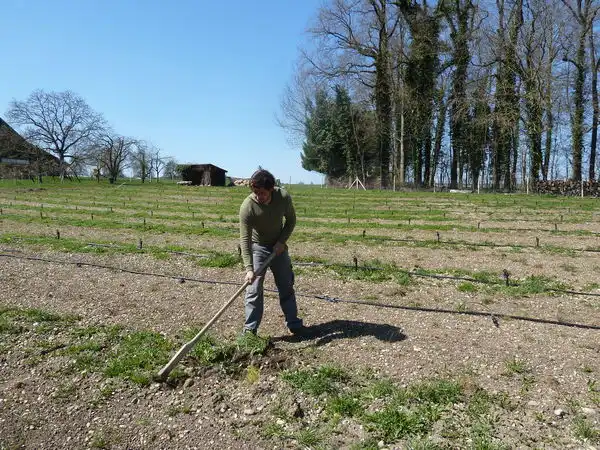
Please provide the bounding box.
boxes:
[0,117,59,179]
[181,164,228,186]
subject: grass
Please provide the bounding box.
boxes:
[281,365,349,396]
[280,369,465,442]
[2,179,599,259]
[504,356,530,375]
[326,393,363,417]
[261,422,286,439]
[504,275,570,296]
[183,328,270,368]
[198,251,240,268]
[1,306,274,387]
[364,405,432,441]
[324,263,412,285]
[458,282,479,293]
[295,428,322,447]
[573,416,600,442]
[0,306,72,324]
[0,307,78,335]
[103,330,173,385]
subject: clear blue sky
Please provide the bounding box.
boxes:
[0,0,325,184]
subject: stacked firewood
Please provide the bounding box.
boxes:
[533,180,600,197]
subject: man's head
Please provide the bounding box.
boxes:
[250,169,276,204]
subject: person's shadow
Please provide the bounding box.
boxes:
[273,320,407,346]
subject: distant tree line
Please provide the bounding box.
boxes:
[281,0,600,191]
[4,89,178,183]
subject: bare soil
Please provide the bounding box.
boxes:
[1,238,599,449]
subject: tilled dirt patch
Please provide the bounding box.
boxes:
[1,250,599,449]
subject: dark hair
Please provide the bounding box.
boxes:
[250,169,276,190]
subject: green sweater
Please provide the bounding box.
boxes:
[239,187,296,270]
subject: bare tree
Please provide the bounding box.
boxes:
[518,0,559,183]
[305,0,401,188]
[163,158,178,180]
[278,64,326,147]
[150,147,167,181]
[129,142,151,182]
[94,134,136,184]
[6,90,105,180]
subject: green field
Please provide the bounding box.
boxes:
[1,178,599,256]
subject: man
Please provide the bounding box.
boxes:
[239,169,305,335]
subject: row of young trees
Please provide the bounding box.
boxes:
[281,0,600,190]
[5,89,177,183]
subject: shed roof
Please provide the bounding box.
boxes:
[189,164,227,172]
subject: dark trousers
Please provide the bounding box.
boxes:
[243,243,302,332]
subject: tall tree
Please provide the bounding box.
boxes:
[520,0,546,182]
[561,0,600,181]
[467,74,492,189]
[491,0,523,191]
[301,89,337,176]
[431,81,448,186]
[301,87,379,182]
[332,85,359,182]
[589,21,600,180]
[306,0,401,187]
[443,0,478,188]
[397,0,442,187]
[6,90,105,180]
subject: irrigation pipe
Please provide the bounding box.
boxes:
[1,252,599,332]
[3,241,600,297]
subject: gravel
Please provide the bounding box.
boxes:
[1,243,599,448]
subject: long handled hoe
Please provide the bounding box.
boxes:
[155,252,276,381]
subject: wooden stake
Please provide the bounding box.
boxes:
[503,269,510,286]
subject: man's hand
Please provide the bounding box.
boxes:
[274,242,287,255]
[245,270,255,284]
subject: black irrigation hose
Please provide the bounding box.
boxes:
[0,252,242,287]
[313,295,600,331]
[3,245,600,298]
[1,252,599,331]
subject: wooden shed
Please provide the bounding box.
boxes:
[181,164,227,186]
